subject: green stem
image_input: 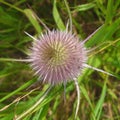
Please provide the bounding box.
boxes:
[74,78,80,119]
[0,58,30,62]
[0,0,23,13]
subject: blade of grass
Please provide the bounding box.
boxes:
[0,79,36,103]
[0,0,23,13]
[53,0,65,30]
[64,0,72,31]
[33,103,50,120]
[105,0,114,24]
[93,82,107,120]
[86,18,120,47]
[16,86,53,120]
[89,38,120,57]
[72,2,95,12]
[80,84,95,120]
[23,9,42,34]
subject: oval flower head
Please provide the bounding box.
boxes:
[29,30,87,85]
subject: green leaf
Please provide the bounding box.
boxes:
[73,2,95,12]
[0,79,36,103]
[53,0,65,30]
[105,0,114,24]
[23,9,42,34]
[33,103,50,120]
[94,82,107,120]
[80,84,95,119]
[86,18,120,47]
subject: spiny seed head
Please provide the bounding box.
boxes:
[29,30,87,85]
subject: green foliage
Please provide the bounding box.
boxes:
[53,0,65,30]
[0,0,120,120]
[23,9,42,34]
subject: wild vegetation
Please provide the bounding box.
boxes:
[0,0,120,120]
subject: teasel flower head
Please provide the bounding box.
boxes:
[28,30,87,85]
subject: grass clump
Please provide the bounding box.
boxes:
[0,0,120,120]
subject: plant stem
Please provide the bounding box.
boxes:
[74,78,80,119]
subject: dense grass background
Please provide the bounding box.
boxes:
[0,0,120,120]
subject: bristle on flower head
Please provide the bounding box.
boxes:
[29,30,87,85]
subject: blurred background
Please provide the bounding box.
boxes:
[0,0,120,120]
